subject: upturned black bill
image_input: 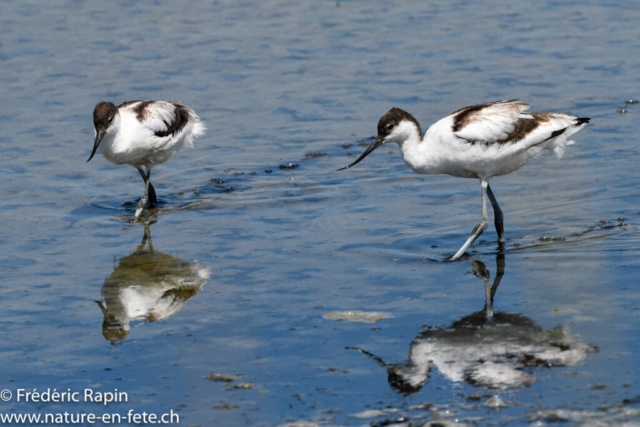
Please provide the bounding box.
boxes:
[337,136,384,171]
[87,130,105,162]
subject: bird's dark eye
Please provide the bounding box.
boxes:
[107,117,113,123]
[386,123,394,131]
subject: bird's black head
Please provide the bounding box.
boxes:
[88,102,118,162]
[377,107,422,140]
[93,102,118,132]
[338,107,422,171]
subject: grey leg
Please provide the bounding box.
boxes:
[148,182,157,205]
[492,253,505,299]
[141,224,149,246]
[145,166,157,205]
[471,259,493,319]
[451,180,489,260]
[140,222,154,251]
[483,269,493,319]
[486,184,505,246]
[135,167,150,218]
[471,253,505,320]
[137,167,147,182]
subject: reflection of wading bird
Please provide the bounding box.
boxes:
[97,224,209,343]
[340,100,589,260]
[349,255,597,392]
[88,100,206,218]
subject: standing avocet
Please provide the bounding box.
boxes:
[88,100,206,218]
[339,100,589,260]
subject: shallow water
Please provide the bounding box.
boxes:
[1,0,640,425]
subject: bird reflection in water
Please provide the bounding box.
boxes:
[349,254,597,393]
[97,222,209,344]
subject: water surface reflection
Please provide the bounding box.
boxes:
[351,255,597,393]
[97,223,209,344]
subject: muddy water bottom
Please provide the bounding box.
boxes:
[4,132,640,426]
[9,145,637,426]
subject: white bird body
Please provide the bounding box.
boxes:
[402,322,593,390]
[95,101,205,168]
[395,100,584,179]
[97,225,209,343]
[350,256,597,392]
[340,100,590,259]
[89,100,206,218]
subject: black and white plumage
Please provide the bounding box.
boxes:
[349,256,596,393]
[350,259,594,392]
[340,100,590,260]
[88,100,206,218]
[97,224,209,343]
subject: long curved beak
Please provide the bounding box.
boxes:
[337,136,384,171]
[87,130,105,162]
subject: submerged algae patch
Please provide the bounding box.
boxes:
[323,311,393,323]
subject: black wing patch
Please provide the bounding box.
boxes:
[133,101,156,121]
[154,103,191,138]
[128,101,192,138]
[461,113,555,145]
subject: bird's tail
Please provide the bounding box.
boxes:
[192,120,207,139]
[181,117,207,151]
[551,117,590,159]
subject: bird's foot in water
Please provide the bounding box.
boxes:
[497,237,506,252]
[134,196,149,219]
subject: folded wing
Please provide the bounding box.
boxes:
[127,101,197,138]
[450,100,589,157]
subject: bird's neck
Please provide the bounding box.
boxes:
[397,127,436,173]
